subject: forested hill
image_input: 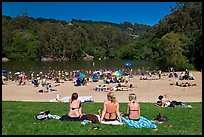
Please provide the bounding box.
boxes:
[2,2,202,70]
[2,14,149,61]
[71,19,150,36]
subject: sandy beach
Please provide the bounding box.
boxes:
[2,71,202,103]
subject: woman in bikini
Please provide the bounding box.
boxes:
[123,93,140,121]
[98,92,122,123]
[60,92,86,121]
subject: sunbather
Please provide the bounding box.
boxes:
[122,93,140,121]
[98,92,122,123]
[155,94,192,108]
[59,92,86,121]
[155,94,171,107]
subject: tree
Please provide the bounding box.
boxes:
[155,32,190,70]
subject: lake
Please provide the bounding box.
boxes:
[2,59,157,75]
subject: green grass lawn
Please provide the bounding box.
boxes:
[2,101,202,135]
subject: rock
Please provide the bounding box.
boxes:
[83,54,94,60]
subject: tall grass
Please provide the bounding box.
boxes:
[2,101,202,135]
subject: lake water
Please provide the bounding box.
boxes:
[2,59,156,74]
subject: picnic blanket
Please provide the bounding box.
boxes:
[49,96,94,103]
[121,116,157,128]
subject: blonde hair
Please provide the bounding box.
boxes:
[129,93,136,103]
[107,92,116,103]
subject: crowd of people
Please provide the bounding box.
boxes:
[2,66,138,94]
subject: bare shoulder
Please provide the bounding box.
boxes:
[77,100,81,104]
[104,100,109,104]
[115,101,120,105]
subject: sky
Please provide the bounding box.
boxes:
[2,2,177,26]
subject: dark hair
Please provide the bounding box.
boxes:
[158,95,163,100]
[71,92,78,102]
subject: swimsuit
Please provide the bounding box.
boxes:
[105,112,116,121]
[125,109,140,120]
[129,109,139,111]
[71,107,80,110]
[70,101,81,110]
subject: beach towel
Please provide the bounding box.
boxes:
[81,115,123,125]
[96,115,123,125]
[121,116,157,128]
[100,120,123,125]
[49,96,94,103]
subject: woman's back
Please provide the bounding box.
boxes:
[106,101,117,112]
[104,100,118,120]
[128,102,140,120]
[68,100,81,117]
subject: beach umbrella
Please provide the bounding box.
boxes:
[2,70,7,73]
[111,71,123,77]
[14,72,21,75]
[124,62,132,67]
[75,73,86,78]
[103,71,112,75]
[92,73,99,79]
[93,71,102,75]
[2,75,6,79]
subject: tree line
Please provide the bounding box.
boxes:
[2,2,202,70]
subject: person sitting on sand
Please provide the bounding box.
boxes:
[32,79,39,87]
[74,78,81,86]
[122,93,140,121]
[117,82,122,88]
[59,92,86,121]
[95,85,102,91]
[102,85,110,92]
[55,76,60,83]
[41,76,47,87]
[98,92,122,123]
[44,83,57,92]
[18,76,23,86]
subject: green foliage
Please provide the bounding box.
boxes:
[2,101,202,135]
[116,44,140,60]
[154,32,190,70]
[3,29,39,60]
[84,44,106,59]
[141,2,202,70]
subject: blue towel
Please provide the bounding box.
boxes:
[121,116,157,128]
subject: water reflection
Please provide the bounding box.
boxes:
[2,59,156,74]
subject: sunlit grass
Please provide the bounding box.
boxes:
[2,101,202,135]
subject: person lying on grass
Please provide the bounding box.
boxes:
[98,91,122,123]
[155,94,171,107]
[59,92,86,121]
[155,94,192,108]
[122,93,140,121]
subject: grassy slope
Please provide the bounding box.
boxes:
[2,101,202,135]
